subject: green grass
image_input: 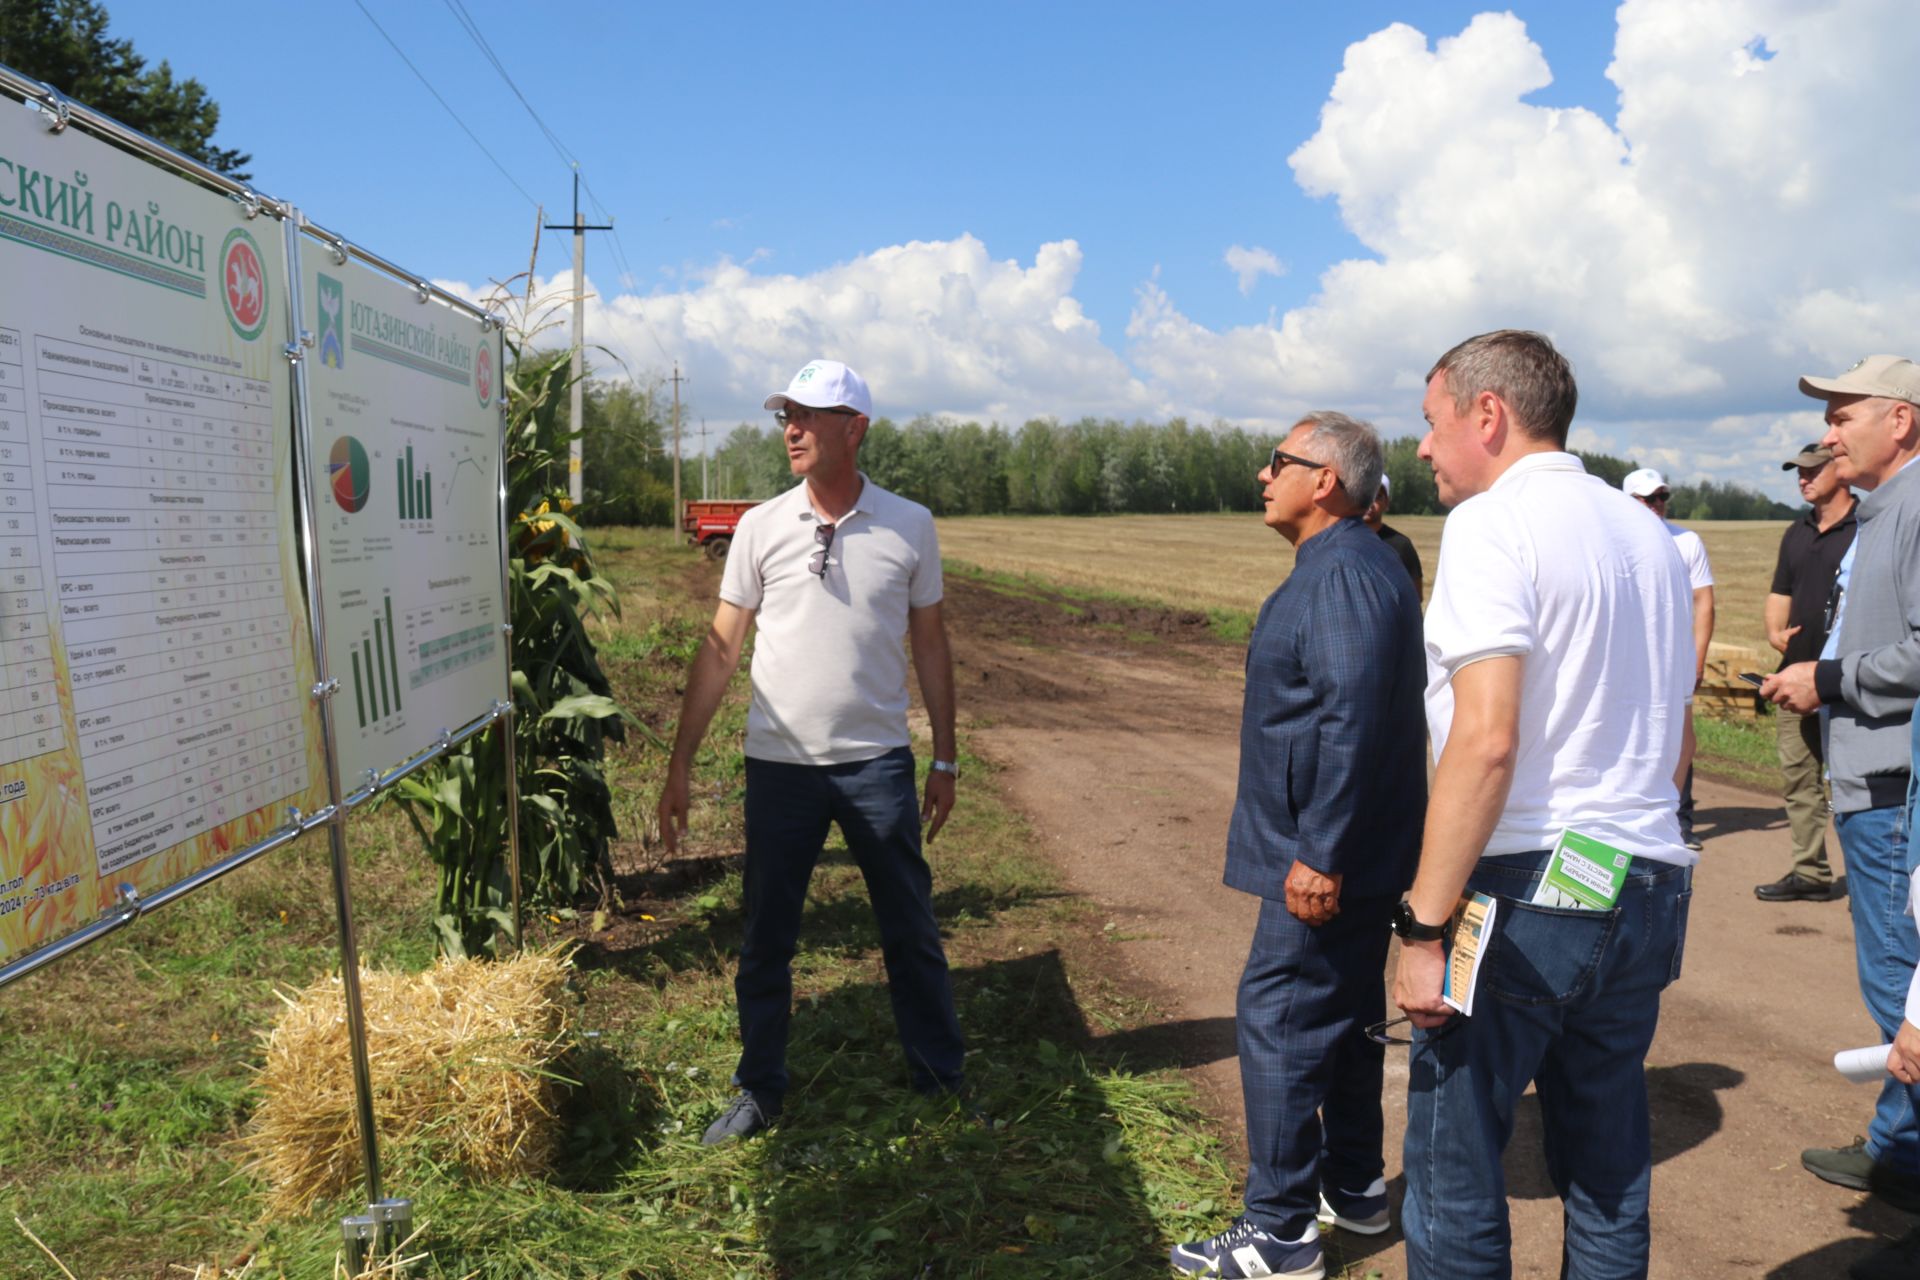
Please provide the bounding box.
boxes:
[1695,710,1781,792]
[0,526,1240,1279]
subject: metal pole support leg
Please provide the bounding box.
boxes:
[370,1197,414,1264]
[340,1213,375,1274]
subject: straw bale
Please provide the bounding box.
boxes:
[244,947,572,1217]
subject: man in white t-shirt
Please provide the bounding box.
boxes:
[656,359,965,1144]
[1391,331,1694,1279]
[1622,468,1716,850]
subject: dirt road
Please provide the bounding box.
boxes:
[944,574,1914,1278]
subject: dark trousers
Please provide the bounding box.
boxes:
[734,747,965,1101]
[1237,892,1396,1238]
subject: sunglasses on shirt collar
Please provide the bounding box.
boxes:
[809,521,835,579]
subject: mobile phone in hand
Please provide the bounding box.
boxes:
[1738,672,1765,687]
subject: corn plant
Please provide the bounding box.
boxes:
[390,348,632,957]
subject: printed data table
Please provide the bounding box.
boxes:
[30,333,308,876]
[0,328,61,770]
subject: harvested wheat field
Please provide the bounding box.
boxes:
[936,513,1787,656]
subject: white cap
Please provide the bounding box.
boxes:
[1621,467,1668,498]
[1378,474,1391,497]
[764,359,872,417]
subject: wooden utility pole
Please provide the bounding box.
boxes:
[669,363,685,532]
[544,170,611,505]
[698,418,709,500]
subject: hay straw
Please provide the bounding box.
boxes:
[243,947,572,1217]
[14,1215,78,1279]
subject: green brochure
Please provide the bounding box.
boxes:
[1530,829,1632,910]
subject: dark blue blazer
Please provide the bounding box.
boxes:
[1224,516,1427,903]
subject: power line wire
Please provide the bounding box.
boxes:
[433,1,641,297]
[426,2,669,366]
[440,0,579,173]
[349,0,540,210]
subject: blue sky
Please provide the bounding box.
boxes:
[90,1,1920,498]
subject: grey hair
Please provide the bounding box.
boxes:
[1292,411,1385,512]
[1427,329,1579,446]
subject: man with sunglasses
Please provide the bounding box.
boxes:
[1622,467,1715,852]
[1172,413,1425,1280]
[1392,331,1694,1280]
[1756,443,1854,903]
[657,358,965,1145]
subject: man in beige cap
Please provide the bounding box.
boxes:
[1761,356,1920,1276]
[1755,443,1855,902]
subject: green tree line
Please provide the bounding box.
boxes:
[663,415,1797,523]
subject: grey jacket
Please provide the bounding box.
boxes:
[1815,457,1920,811]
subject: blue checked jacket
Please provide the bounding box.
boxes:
[1224,516,1427,903]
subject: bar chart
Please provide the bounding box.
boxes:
[347,591,403,729]
[395,444,432,522]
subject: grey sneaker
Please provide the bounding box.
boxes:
[1803,1137,1874,1190]
[701,1092,777,1145]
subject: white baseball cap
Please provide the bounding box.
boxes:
[1621,467,1668,498]
[764,359,872,417]
[1378,474,1391,497]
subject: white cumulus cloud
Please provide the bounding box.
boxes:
[1128,0,1920,488]
[446,235,1158,428]
[1224,245,1286,296]
[452,2,1920,497]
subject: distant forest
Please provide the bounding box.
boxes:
[567,375,1798,526]
[698,417,1798,522]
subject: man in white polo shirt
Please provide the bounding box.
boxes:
[1621,467,1716,850]
[657,358,965,1144]
[1392,330,1694,1279]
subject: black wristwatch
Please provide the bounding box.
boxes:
[1391,899,1448,943]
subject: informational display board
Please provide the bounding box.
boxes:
[0,106,326,967]
[300,236,506,786]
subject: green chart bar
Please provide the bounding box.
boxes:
[350,649,367,728]
[373,614,391,717]
[395,445,435,520]
[383,594,402,712]
[362,635,382,718]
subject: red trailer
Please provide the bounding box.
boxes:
[681,499,760,560]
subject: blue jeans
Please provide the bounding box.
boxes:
[1403,852,1691,1280]
[1837,803,1918,1173]
[734,748,965,1101]
[1237,893,1394,1238]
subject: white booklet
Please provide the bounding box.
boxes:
[1441,892,1498,1016]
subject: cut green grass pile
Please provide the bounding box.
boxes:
[0,526,1238,1279]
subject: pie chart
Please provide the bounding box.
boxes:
[329,435,370,513]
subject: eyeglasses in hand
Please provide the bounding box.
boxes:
[1365,1016,1415,1046]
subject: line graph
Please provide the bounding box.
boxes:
[442,454,488,503]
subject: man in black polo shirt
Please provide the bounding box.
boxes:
[1756,442,1857,902]
[1363,475,1423,596]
